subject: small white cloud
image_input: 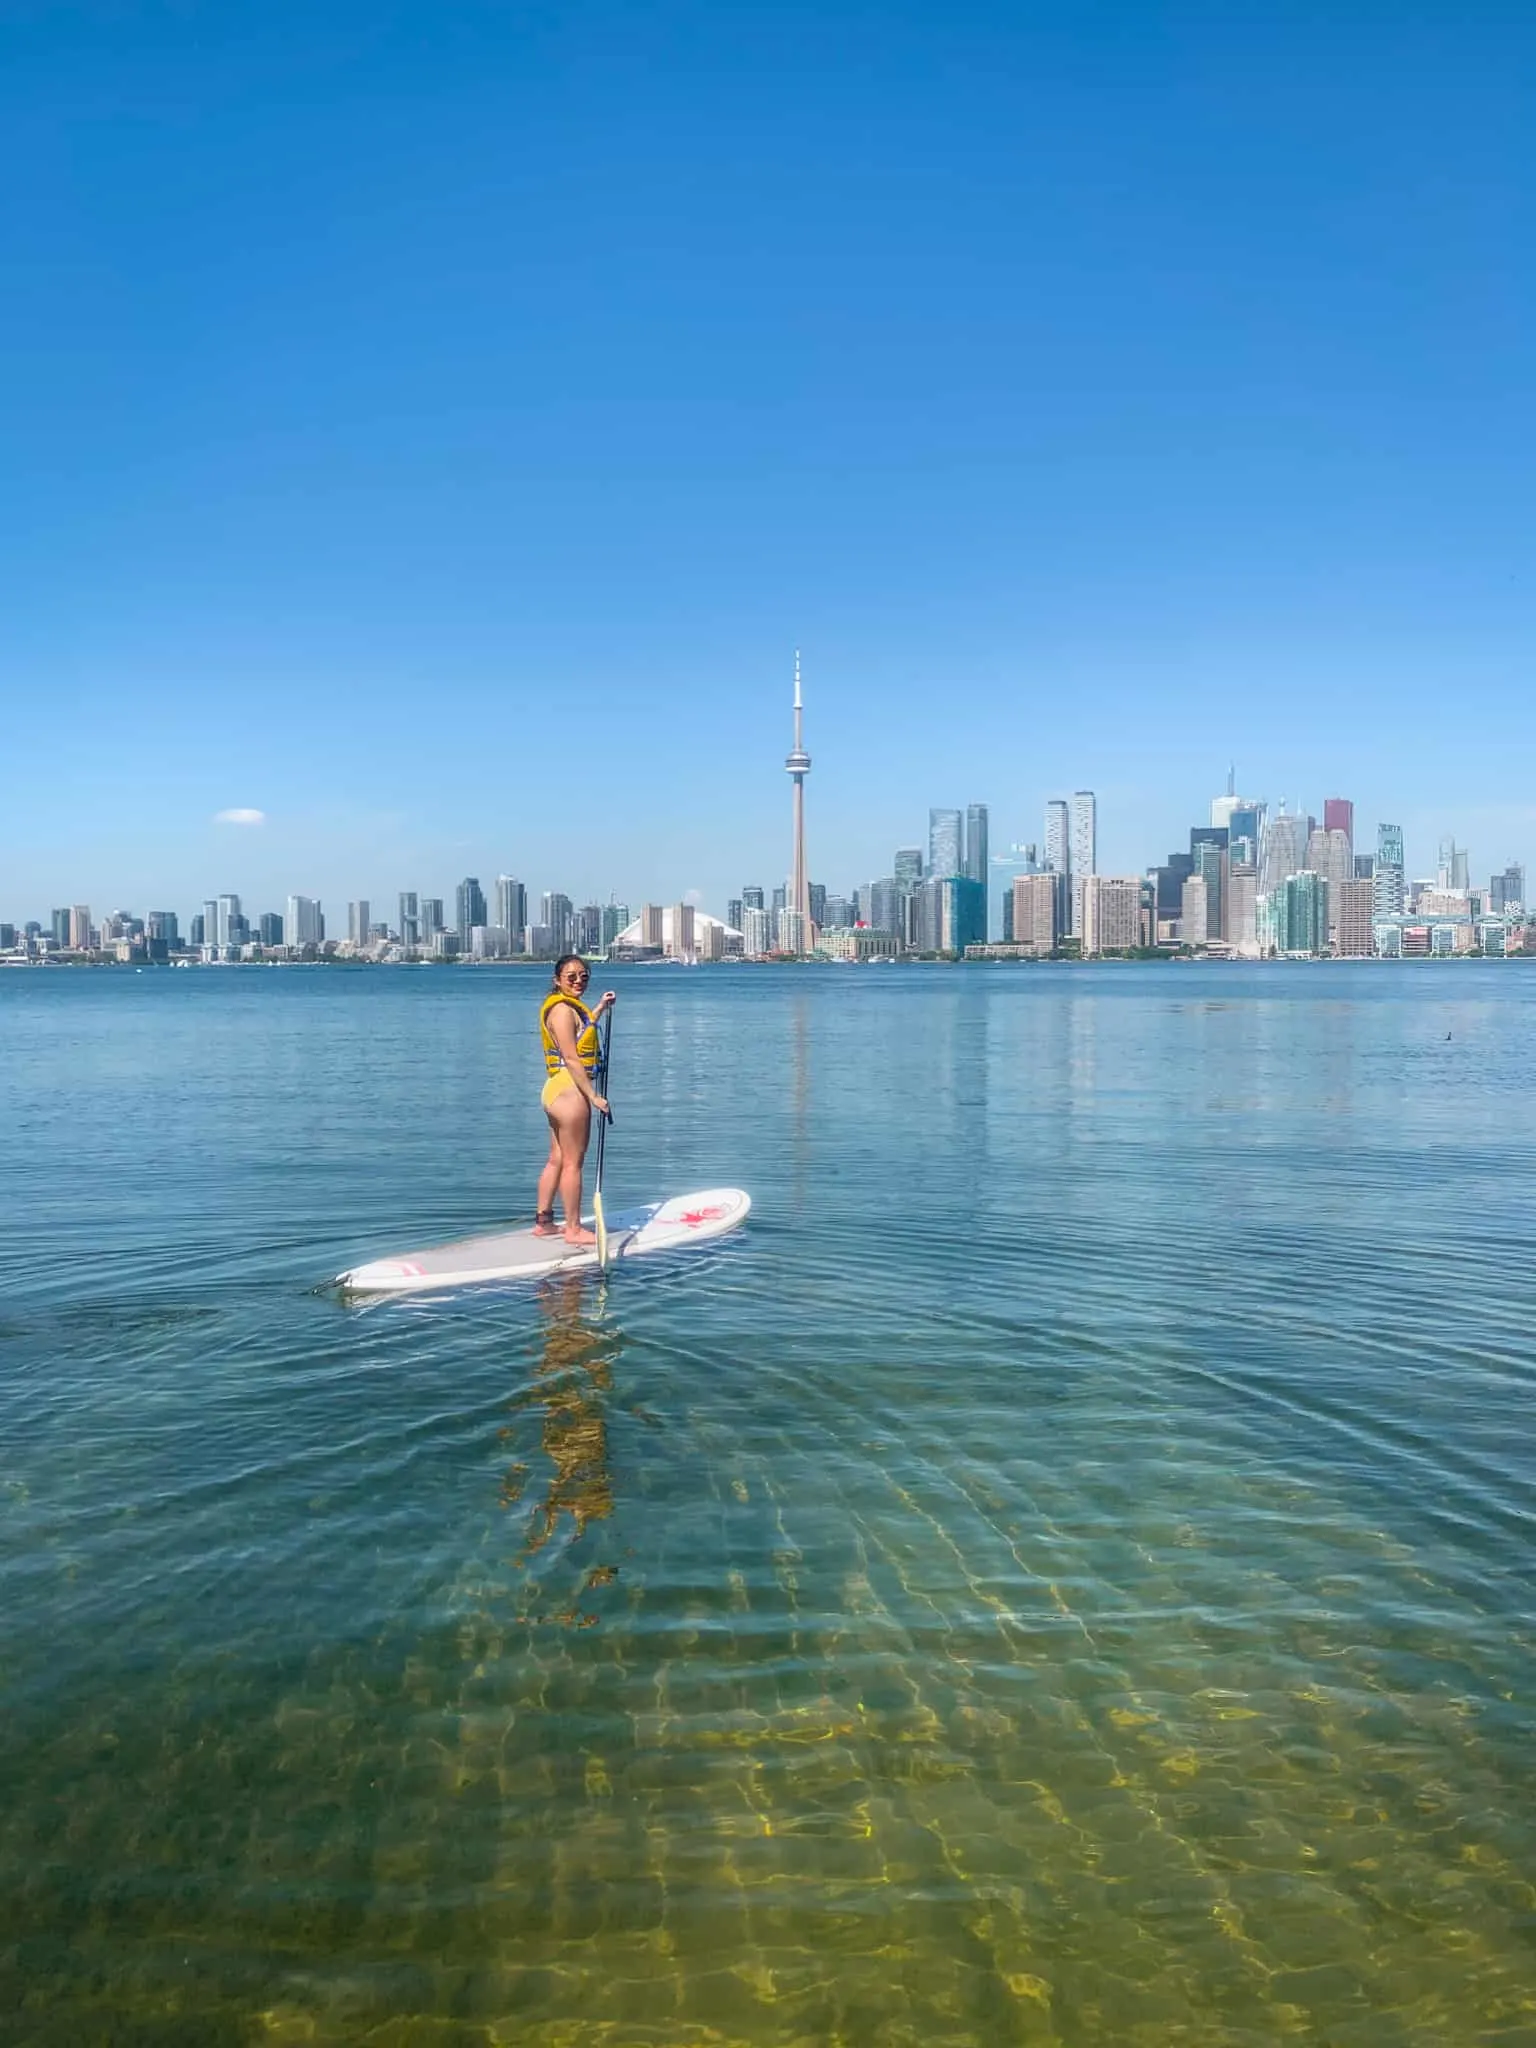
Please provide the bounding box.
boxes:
[684,887,703,905]
[214,808,266,826]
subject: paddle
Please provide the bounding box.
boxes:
[592,1006,615,1269]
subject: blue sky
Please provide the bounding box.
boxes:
[3,0,1532,920]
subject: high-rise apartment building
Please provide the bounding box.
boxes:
[215,893,243,949]
[494,876,526,944]
[741,884,765,912]
[1010,873,1058,954]
[1070,792,1096,880]
[928,808,963,880]
[776,907,806,954]
[456,877,486,941]
[1372,868,1405,918]
[964,804,989,886]
[1490,863,1526,914]
[868,878,907,944]
[201,899,217,949]
[540,893,573,951]
[398,891,419,947]
[258,912,283,946]
[893,847,923,889]
[809,882,827,929]
[1192,839,1226,942]
[1044,800,1070,876]
[1323,797,1354,847]
[668,903,696,958]
[600,903,629,949]
[640,904,664,950]
[1079,876,1140,955]
[1279,871,1328,955]
[914,875,985,954]
[420,898,444,940]
[347,900,370,947]
[1227,864,1259,955]
[727,898,742,932]
[146,910,179,950]
[742,907,771,958]
[1181,874,1209,946]
[1334,877,1374,956]
[287,895,324,947]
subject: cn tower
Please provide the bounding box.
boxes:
[785,650,812,946]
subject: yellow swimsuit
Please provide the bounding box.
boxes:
[539,990,600,1111]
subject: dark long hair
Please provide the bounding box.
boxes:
[551,953,587,985]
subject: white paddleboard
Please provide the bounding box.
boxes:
[336,1187,751,1295]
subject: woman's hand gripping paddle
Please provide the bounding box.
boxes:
[593,1007,615,1269]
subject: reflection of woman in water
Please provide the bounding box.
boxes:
[502,1273,617,1566]
[534,955,615,1245]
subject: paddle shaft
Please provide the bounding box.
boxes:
[592,1007,614,1266]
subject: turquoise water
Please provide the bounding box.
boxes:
[2,963,1534,2046]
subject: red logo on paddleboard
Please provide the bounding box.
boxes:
[679,1204,730,1227]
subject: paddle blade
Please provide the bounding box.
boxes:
[593,1189,608,1270]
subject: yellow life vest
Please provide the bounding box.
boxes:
[539,990,600,1077]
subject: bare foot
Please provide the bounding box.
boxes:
[562,1226,598,1247]
[532,1218,559,1238]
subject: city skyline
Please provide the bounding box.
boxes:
[6,752,1526,965]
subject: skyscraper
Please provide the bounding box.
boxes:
[347,900,370,947]
[215,893,243,949]
[928,808,963,880]
[1070,792,1096,879]
[1011,874,1059,954]
[785,650,812,944]
[1191,839,1226,941]
[398,891,420,947]
[494,876,526,944]
[420,898,444,940]
[541,893,574,950]
[456,877,486,942]
[1335,877,1374,956]
[68,905,92,950]
[1079,876,1140,955]
[964,804,989,886]
[914,875,985,954]
[1490,864,1525,914]
[1044,800,1070,876]
[1437,837,1470,893]
[1280,871,1328,954]
[287,895,324,947]
[1260,808,1308,894]
[1377,823,1405,871]
[1323,797,1354,848]
[893,847,923,889]
[1304,828,1352,942]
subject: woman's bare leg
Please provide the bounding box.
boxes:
[548,1089,596,1244]
[534,1128,563,1231]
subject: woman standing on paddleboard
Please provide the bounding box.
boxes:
[533,955,615,1244]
